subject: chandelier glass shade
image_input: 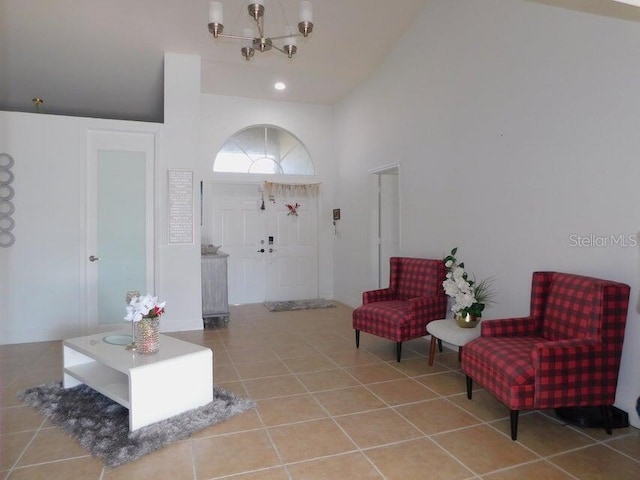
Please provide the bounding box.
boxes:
[208,0,314,61]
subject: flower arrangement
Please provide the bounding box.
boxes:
[442,247,495,318]
[124,294,166,322]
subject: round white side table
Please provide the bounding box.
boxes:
[426,318,481,366]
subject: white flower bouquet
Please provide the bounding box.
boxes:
[442,248,495,318]
[124,294,166,322]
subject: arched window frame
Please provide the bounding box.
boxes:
[212,124,316,177]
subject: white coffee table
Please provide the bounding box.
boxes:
[426,318,481,366]
[63,331,213,431]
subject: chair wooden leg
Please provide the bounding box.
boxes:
[601,405,613,435]
[355,330,360,348]
[466,375,473,399]
[510,410,519,440]
[458,346,462,362]
[437,338,443,352]
[428,335,437,366]
[396,342,402,362]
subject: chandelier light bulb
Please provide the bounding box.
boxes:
[209,1,223,24]
[298,1,313,37]
[299,1,313,21]
[284,25,297,45]
[248,0,265,20]
[208,1,224,37]
[241,28,255,61]
[241,28,255,47]
[283,25,298,58]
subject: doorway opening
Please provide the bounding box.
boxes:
[370,165,400,288]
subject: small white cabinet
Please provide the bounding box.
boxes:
[201,252,230,326]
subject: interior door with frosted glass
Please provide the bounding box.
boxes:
[87,130,155,326]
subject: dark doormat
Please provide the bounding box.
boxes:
[263,299,336,312]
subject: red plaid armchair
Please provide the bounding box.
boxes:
[462,272,630,440]
[352,257,447,362]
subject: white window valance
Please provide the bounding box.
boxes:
[264,181,320,198]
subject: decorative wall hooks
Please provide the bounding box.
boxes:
[0,153,16,247]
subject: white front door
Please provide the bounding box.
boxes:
[208,183,267,304]
[86,129,156,327]
[265,196,318,301]
[207,183,318,304]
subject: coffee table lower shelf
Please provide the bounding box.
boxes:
[64,361,130,407]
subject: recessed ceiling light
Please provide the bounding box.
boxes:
[274,82,286,91]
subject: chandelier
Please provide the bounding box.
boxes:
[208,1,314,61]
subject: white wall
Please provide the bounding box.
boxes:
[199,94,336,300]
[0,113,84,343]
[158,53,203,332]
[334,0,640,426]
[0,112,162,343]
[0,54,333,344]
[0,53,204,343]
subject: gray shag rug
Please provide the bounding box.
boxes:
[263,298,336,312]
[18,381,255,467]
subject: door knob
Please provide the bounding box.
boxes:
[89,255,100,262]
[257,248,265,253]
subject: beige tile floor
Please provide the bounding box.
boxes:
[1,302,639,479]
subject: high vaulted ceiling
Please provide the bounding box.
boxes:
[0,0,429,122]
[1,1,637,123]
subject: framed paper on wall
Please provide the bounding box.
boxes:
[168,169,194,245]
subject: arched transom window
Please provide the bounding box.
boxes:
[214,125,315,175]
